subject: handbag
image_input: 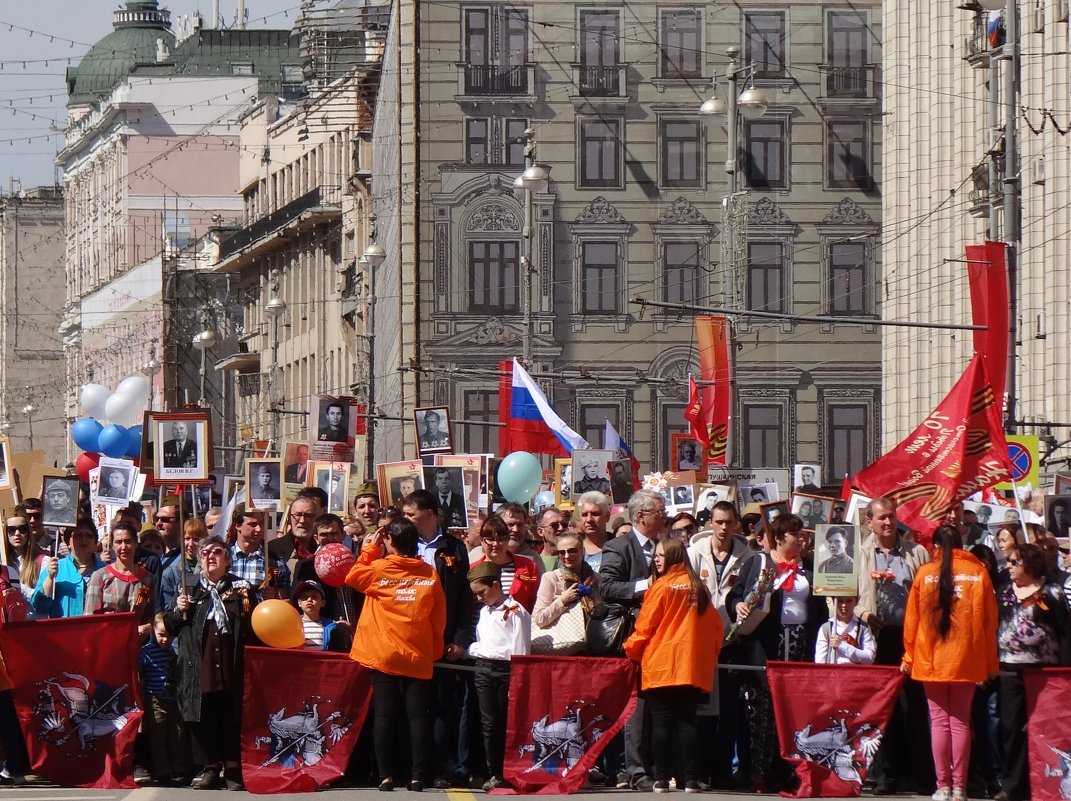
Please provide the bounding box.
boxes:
[531,601,587,655]
[585,602,635,656]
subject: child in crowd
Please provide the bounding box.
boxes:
[139,613,189,785]
[467,561,531,791]
[291,580,351,652]
[138,529,165,559]
[815,595,876,665]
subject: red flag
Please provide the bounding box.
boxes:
[498,359,513,456]
[768,662,906,798]
[851,354,1011,539]
[1024,667,1071,801]
[501,655,638,795]
[684,375,708,448]
[2,614,143,789]
[241,647,372,795]
[840,474,852,503]
[965,242,1009,406]
[696,317,731,465]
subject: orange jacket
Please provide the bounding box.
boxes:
[623,564,722,692]
[902,549,998,683]
[346,544,447,680]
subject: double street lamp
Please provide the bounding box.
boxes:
[512,129,549,365]
[192,328,217,407]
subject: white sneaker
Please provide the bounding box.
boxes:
[952,790,968,801]
[932,788,952,801]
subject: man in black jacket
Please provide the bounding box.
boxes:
[401,489,475,787]
[599,489,667,791]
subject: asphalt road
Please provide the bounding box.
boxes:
[0,782,930,801]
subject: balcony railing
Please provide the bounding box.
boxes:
[219,186,341,263]
[463,64,530,95]
[571,64,628,97]
[818,64,876,99]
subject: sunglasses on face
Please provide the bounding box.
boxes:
[1007,557,1023,567]
[201,547,226,557]
[25,511,41,519]
[556,547,580,556]
[6,525,28,534]
[154,515,175,523]
[542,521,565,530]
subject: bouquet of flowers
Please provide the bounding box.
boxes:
[724,561,776,645]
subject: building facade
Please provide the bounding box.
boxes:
[372,0,885,482]
[0,188,66,465]
[882,2,1071,471]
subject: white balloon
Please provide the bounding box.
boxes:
[115,375,150,400]
[104,391,139,426]
[80,383,112,419]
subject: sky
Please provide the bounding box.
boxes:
[0,0,299,189]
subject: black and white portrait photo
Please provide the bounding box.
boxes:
[414,407,453,455]
[672,484,694,507]
[740,482,779,509]
[554,458,573,509]
[571,449,612,495]
[41,476,79,528]
[673,437,702,471]
[793,464,823,495]
[424,465,468,529]
[791,493,832,530]
[760,500,789,526]
[98,458,136,504]
[318,398,349,443]
[814,524,861,595]
[1046,495,1071,538]
[155,413,210,481]
[309,395,357,463]
[315,463,351,514]
[693,483,733,525]
[246,458,283,509]
[609,459,633,504]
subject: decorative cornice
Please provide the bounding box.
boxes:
[574,196,625,224]
[465,317,521,345]
[656,196,707,225]
[469,203,520,232]
[748,197,793,226]
[822,197,874,225]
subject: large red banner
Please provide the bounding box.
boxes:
[1024,668,1071,801]
[501,655,638,795]
[241,647,372,795]
[965,241,1009,407]
[852,353,1011,539]
[695,316,731,465]
[768,662,906,798]
[2,614,143,789]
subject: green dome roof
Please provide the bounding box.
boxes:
[66,2,175,106]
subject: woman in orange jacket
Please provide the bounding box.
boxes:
[624,537,722,793]
[902,525,998,801]
[346,517,447,792]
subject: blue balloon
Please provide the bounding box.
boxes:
[532,490,555,513]
[98,424,129,458]
[496,451,543,503]
[125,425,143,458]
[70,417,103,452]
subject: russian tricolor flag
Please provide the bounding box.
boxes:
[498,358,589,457]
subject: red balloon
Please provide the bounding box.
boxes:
[75,451,101,483]
[314,543,356,587]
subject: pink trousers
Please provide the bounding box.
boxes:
[924,681,975,790]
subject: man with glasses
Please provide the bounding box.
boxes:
[22,497,50,552]
[269,492,323,576]
[599,489,667,791]
[536,507,565,571]
[576,491,610,571]
[229,506,289,599]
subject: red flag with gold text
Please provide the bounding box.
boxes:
[241,647,372,795]
[1024,668,1071,801]
[2,614,143,789]
[769,662,906,798]
[965,242,1009,405]
[695,316,731,465]
[500,655,638,795]
[851,354,1010,539]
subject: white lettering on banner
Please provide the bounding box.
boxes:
[378,577,437,587]
[924,574,984,585]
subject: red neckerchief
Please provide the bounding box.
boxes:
[105,564,146,583]
[775,560,800,591]
[293,536,314,561]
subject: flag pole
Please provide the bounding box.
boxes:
[1008,477,1031,545]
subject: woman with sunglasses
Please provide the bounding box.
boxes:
[166,534,258,791]
[4,514,46,614]
[30,520,103,618]
[668,513,700,542]
[533,533,601,631]
[994,542,1070,801]
[624,537,720,793]
[469,517,541,613]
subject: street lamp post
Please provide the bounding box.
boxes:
[192,328,217,407]
[141,340,161,410]
[512,129,549,365]
[265,270,287,451]
[362,241,386,474]
[21,402,34,452]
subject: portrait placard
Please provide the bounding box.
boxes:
[570,449,613,497]
[608,459,634,504]
[0,436,12,490]
[423,465,468,529]
[153,411,211,482]
[553,458,573,511]
[309,394,358,463]
[246,458,283,510]
[759,500,789,529]
[790,492,833,532]
[1045,494,1071,538]
[693,483,735,525]
[667,483,695,515]
[844,492,873,526]
[414,406,453,455]
[41,476,79,529]
[97,457,137,505]
[793,463,823,494]
[738,482,780,509]
[376,460,425,509]
[670,433,705,473]
[813,524,861,596]
[312,461,351,514]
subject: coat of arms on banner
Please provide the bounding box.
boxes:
[518,700,610,777]
[252,695,352,769]
[32,672,137,752]
[789,711,883,785]
[1041,744,1071,800]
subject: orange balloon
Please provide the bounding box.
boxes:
[251,599,305,649]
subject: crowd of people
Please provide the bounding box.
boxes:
[0,480,1065,800]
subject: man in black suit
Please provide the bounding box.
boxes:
[431,467,466,529]
[599,489,667,791]
[317,401,348,442]
[796,465,822,495]
[284,444,310,484]
[162,421,197,468]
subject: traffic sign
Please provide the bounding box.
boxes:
[995,435,1038,491]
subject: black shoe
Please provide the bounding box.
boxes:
[407,780,424,792]
[993,792,1010,801]
[191,767,223,790]
[224,768,244,792]
[433,778,451,790]
[379,779,395,792]
[633,777,656,792]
